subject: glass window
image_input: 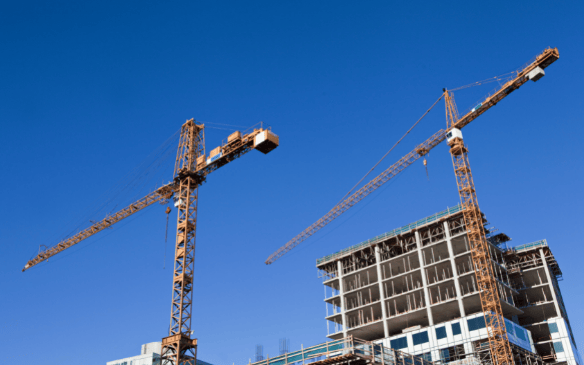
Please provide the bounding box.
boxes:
[549,322,559,333]
[553,341,564,353]
[390,336,408,350]
[516,327,527,341]
[436,326,447,340]
[467,316,486,331]
[421,352,432,362]
[441,348,452,363]
[451,322,462,336]
[413,331,429,345]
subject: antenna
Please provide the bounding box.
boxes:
[279,338,290,355]
[255,345,264,362]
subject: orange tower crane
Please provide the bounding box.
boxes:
[23,119,279,365]
[265,47,559,265]
[265,48,559,365]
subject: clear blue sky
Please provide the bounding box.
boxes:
[1,1,583,364]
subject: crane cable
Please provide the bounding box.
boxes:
[449,71,516,91]
[164,206,171,269]
[335,94,444,206]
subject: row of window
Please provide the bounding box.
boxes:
[390,340,566,364]
[389,315,529,350]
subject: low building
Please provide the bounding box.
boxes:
[316,205,580,365]
[107,342,214,365]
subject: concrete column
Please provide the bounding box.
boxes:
[415,231,434,326]
[337,260,348,338]
[460,315,474,356]
[444,221,466,317]
[540,248,562,318]
[426,323,439,361]
[375,246,390,338]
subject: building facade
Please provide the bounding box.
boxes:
[317,205,580,365]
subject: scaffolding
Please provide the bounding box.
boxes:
[248,336,434,365]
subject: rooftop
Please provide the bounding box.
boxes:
[510,239,548,253]
[316,204,464,266]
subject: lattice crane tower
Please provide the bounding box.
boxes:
[23,119,279,365]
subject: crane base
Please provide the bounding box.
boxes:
[161,334,197,365]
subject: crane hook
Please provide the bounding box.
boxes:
[423,157,429,181]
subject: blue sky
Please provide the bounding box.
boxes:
[1,1,583,364]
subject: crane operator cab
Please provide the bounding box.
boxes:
[446,128,463,143]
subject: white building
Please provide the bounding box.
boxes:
[317,205,580,365]
[107,342,161,365]
[107,342,214,365]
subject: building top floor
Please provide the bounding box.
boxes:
[317,205,512,282]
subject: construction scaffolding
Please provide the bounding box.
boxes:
[248,336,433,365]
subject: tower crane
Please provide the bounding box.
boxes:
[265,47,559,265]
[23,119,279,365]
[265,48,559,365]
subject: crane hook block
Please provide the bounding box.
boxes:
[165,207,171,214]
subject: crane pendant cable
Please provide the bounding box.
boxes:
[336,94,443,206]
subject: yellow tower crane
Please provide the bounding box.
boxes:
[23,120,279,365]
[266,48,559,265]
[266,48,560,365]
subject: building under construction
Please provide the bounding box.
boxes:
[314,205,579,365]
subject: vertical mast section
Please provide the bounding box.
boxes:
[162,119,205,365]
[445,92,514,365]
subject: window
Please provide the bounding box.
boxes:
[421,352,432,362]
[413,331,429,345]
[516,327,527,341]
[390,336,408,350]
[549,322,559,333]
[441,345,464,364]
[553,342,564,353]
[436,326,447,340]
[451,322,461,336]
[467,316,486,331]
[441,348,452,363]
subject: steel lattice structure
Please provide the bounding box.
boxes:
[23,118,279,365]
[161,121,204,365]
[446,91,515,365]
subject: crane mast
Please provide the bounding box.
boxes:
[446,92,514,365]
[161,120,204,365]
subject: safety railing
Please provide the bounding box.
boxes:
[247,336,433,365]
[317,205,464,265]
[510,240,548,253]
